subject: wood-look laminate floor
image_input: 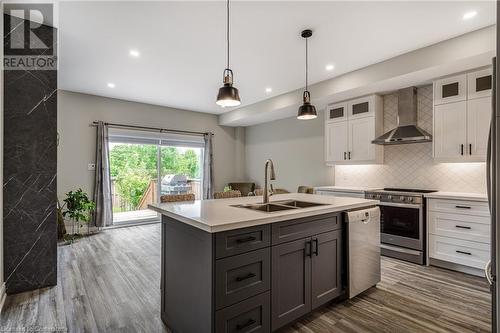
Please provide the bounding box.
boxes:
[0,224,491,333]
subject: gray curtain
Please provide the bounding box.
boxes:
[203,133,214,199]
[93,121,113,227]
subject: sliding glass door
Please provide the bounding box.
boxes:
[109,142,160,223]
[108,130,204,224]
[159,145,203,200]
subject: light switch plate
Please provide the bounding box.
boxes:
[88,163,96,171]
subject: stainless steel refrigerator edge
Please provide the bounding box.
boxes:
[488,55,498,333]
[488,16,499,330]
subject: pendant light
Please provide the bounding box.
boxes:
[216,0,241,107]
[297,29,317,120]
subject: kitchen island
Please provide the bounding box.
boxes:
[149,193,378,333]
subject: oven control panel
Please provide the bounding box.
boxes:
[365,192,423,205]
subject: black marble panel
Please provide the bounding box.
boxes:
[3,14,57,294]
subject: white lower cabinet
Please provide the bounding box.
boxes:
[427,198,490,273]
[428,235,490,270]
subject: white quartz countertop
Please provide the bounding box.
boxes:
[424,191,488,202]
[148,193,378,233]
[314,186,382,193]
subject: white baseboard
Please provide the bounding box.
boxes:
[0,282,6,313]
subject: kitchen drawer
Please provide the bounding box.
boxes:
[428,199,490,217]
[215,291,270,333]
[272,213,341,245]
[215,248,271,310]
[429,234,490,269]
[215,224,271,259]
[428,211,490,244]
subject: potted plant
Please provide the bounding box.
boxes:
[61,188,96,243]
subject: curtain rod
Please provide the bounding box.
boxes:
[90,121,214,137]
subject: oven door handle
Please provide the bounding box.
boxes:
[376,202,422,209]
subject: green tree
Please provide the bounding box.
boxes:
[109,144,202,210]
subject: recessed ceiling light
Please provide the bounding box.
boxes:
[463,11,477,20]
[265,87,272,93]
[326,64,335,71]
[107,83,116,88]
[129,49,140,57]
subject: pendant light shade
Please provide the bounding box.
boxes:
[297,29,317,120]
[216,0,241,107]
[216,69,241,107]
[297,91,317,120]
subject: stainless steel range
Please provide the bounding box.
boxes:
[365,188,437,265]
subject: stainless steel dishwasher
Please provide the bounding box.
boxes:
[346,206,381,298]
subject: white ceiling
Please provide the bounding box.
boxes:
[59,1,496,115]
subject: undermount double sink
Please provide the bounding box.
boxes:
[233,200,328,213]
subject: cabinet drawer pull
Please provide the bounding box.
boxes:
[305,241,312,258]
[236,319,256,330]
[313,239,319,256]
[236,236,257,244]
[455,205,471,209]
[460,144,464,156]
[235,272,256,282]
[344,152,347,160]
[456,250,472,256]
[469,143,472,155]
[455,225,471,229]
[348,151,351,160]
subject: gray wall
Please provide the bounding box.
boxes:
[245,112,334,191]
[58,91,242,199]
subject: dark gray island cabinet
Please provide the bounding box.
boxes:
[160,212,343,333]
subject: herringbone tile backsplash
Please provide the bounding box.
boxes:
[335,86,487,193]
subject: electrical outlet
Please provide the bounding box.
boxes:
[88,163,96,171]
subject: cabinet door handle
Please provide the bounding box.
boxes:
[455,205,471,209]
[236,319,256,330]
[455,225,472,230]
[456,250,472,256]
[460,144,464,156]
[313,239,319,256]
[469,143,472,155]
[348,151,351,160]
[344,152,347,160]
[305,241,312,258]
[236,272,256,282]
[236,236,256,244]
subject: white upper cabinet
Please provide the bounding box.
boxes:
[348,96,375,120]
[433,68,492,162]
[325,121,348,163]
[467,68,492,100]
[349,117,375,162]
[467,97,491,161]
[434,74,466,105]
[326,102,348,123]
[433,101,467,161]
[325,95,383,165]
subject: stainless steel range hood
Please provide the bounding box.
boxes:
[372,87,432,145]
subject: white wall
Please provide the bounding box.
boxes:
[245,111,334,191]
[57,91,241,199]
